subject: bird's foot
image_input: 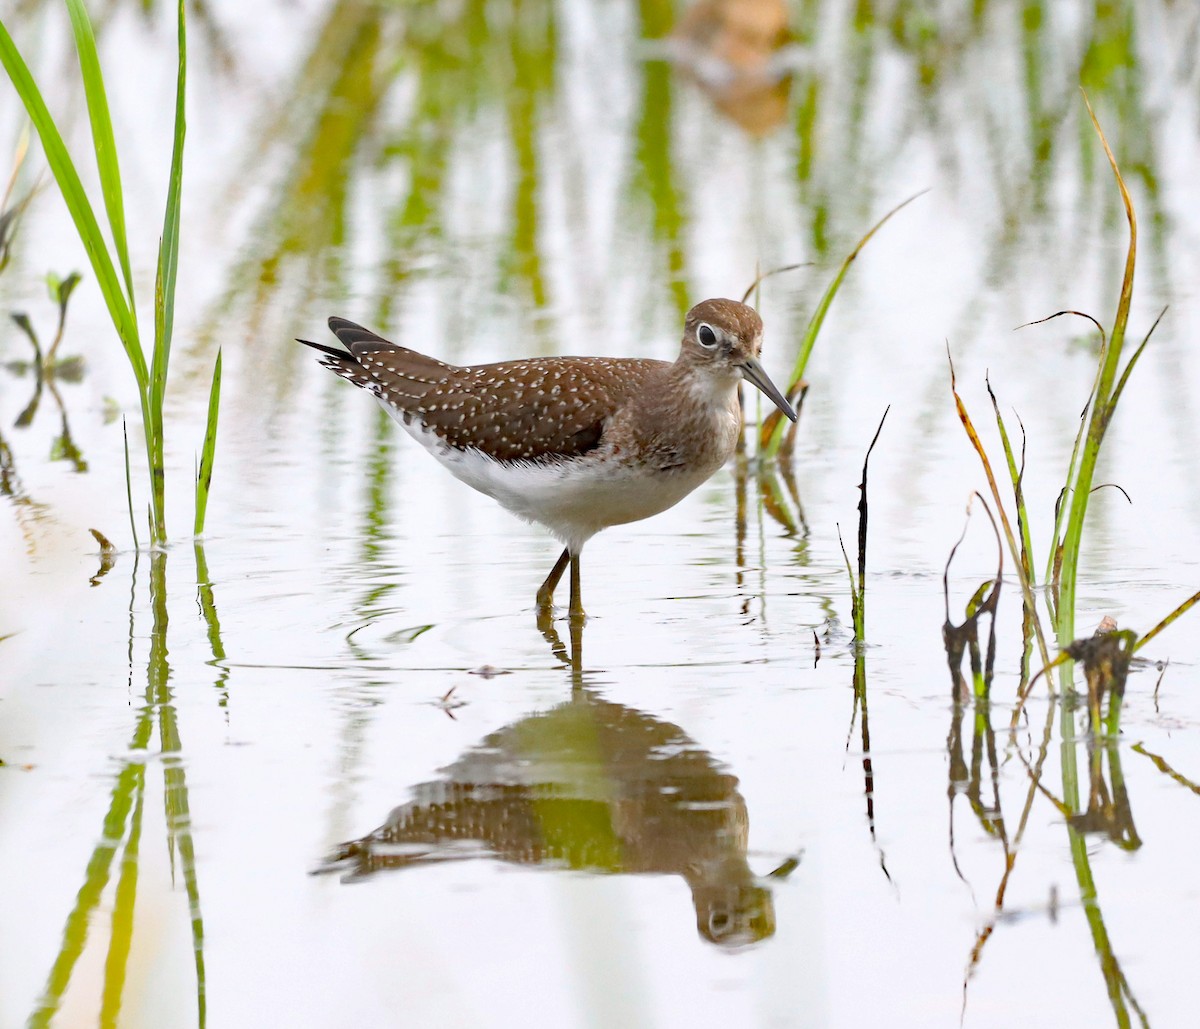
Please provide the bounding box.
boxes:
[535,600,556,634]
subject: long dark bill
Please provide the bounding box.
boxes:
[740,357,797,423]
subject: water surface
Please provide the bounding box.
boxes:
[3,1,1200,1026]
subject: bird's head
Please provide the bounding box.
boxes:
[681,298,796,422]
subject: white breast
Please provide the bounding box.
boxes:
[384,401,729,554]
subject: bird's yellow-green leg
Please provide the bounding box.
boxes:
[569,552,586,623]
[537,547,570,610]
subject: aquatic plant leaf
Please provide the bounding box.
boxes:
[193,349,221,537]
[64,0,137,319]
[0,18,143,382]
[759,190,925,458]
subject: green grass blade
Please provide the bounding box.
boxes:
[1135,588,1200,653]
[146,250,167,545]
[142,0,187,546]
[1055,94,1138,646]
[194,349,221,536]
[122,417,139,551]
[837,524,858,629]
[949,353,1052,670]
[1015,311,1106,594]
[985,379,1036,587]
[0,19,145,386]
[152,0,187,408]
[64,0,137,322]
[1038,363,1099,594]
[1108,306,1166,421]
[759,191,926,458]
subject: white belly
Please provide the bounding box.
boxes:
[387,406,726,553]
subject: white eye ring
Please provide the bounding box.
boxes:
[697,323,718,348]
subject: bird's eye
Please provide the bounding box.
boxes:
[698,324,718,348]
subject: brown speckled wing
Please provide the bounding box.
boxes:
[304,316,672,460]
[305,319,670,462]
[361,353,669,462]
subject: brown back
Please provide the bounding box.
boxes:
[329,319,670,462]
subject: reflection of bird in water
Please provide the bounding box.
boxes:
[669,0,796,136]
[323,694,776,948]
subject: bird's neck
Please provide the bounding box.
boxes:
[669,360,742,420]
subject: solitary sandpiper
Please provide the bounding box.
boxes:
[299,298,796,620]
